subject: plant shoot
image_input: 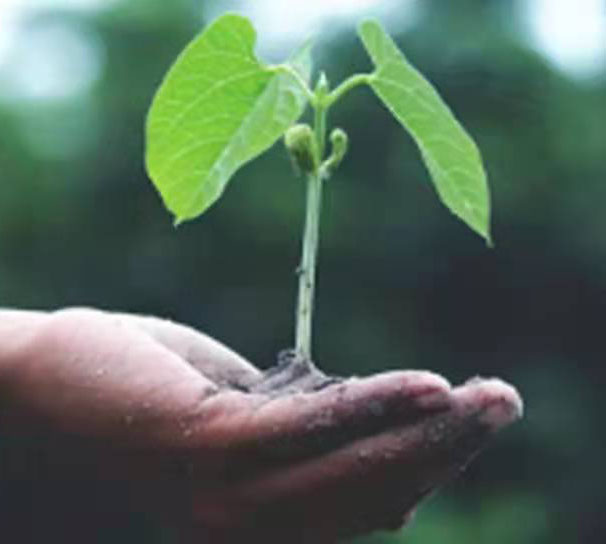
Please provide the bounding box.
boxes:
[145,13,491,367]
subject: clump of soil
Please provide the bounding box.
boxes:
[246,350,343,396]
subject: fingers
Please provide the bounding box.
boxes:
[114,313,262,389]
[191,370,453,463]
[452,377,523,430]
[192,378,522,542]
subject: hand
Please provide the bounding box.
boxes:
[0,308,522,543]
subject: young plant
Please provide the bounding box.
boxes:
[145,13,490,376]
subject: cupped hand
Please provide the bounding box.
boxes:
[0,308,522,543]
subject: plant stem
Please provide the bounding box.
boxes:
[272,64,316,103]
[294,104,327,361]
[326,73,373,108]
[314,99,327,158]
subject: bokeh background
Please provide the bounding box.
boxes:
[1,0,605,542]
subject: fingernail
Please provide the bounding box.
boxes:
[405,371,452,408]
[476,379,524,429]
[452,378,523,430]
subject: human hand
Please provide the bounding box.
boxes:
[0,308,522,543]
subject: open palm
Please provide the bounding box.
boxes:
[0,308,522,543]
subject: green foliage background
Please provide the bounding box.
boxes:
[1,0,605,542]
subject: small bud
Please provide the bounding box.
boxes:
[329,128,348,164]
[315,72,330,100]
[322,128,349,177]
[284,124,318,175]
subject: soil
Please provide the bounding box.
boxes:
[245,349,343,396]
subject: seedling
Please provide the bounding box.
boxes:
[145,13,490,382]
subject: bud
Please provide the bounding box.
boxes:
[315,72,330,101]
[284,124,318,175]
[322,128,349,177]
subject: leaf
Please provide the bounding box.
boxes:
[145,13,312,224]
[358,19,492,243]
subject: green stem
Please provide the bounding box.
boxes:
[314,102,327,157]
[273,64,316,103]
[295,104,327,361]
[325,73,373,108]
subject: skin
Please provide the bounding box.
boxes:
[0,308,522,543]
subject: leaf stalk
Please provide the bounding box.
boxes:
[325,73,373,107]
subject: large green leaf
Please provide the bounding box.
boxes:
[146,14,312,223]
[358,19,491,243]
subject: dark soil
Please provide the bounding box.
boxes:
[245,350,343,396]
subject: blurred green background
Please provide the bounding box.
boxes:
[0,0,605,542]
